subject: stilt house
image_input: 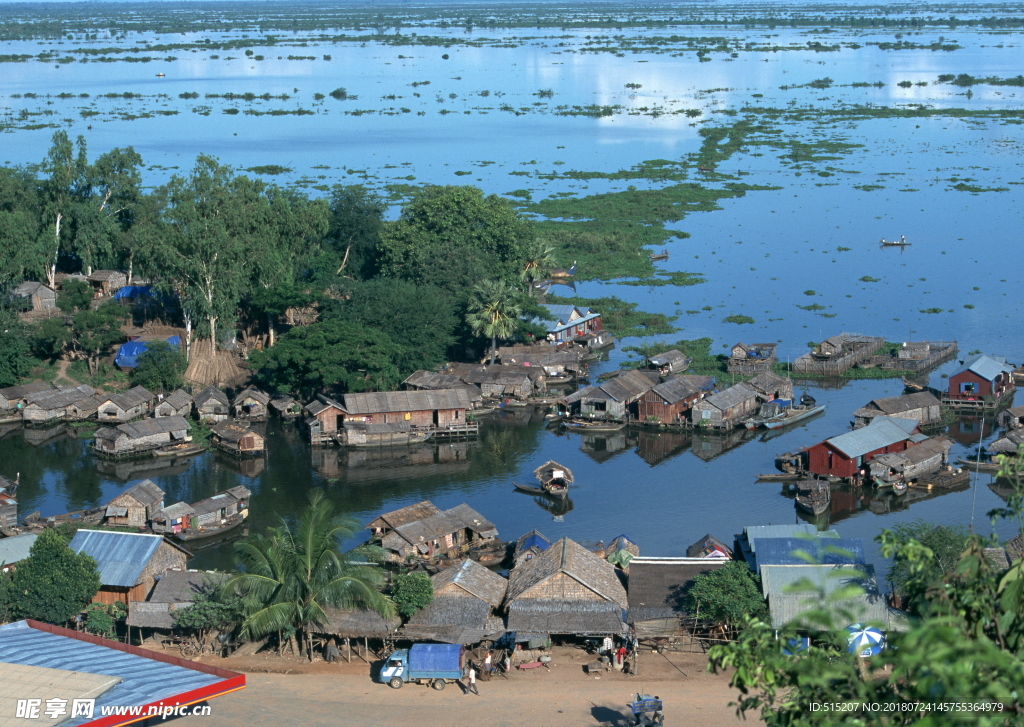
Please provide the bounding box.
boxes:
[806,416,920,479]
[646,350,691,376]
[727,342,778,374]
[746,371,794,403]
[232,386,271,422]
[372,502,497,562]
[561,369,658,420]
[691,382,759,429]
[869,435,953,484]
[946,354,1015,403]
[210,420,265,455]
[194,385,231,423]
[22,385,95,424]
[0,381,51,415]
[154,389,193,418]
[402,559,508,644]
[93,416,191,456]
[105,479,165,528]
[96,386,155,423]
[635,377,701,424]
[997,405,1024,430]
[853,392,942,429]
[627,557,730,638]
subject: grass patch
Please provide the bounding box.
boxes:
[246,165,292,175]
[860,276,881,282]
[618,271,705,287]
[723,314,755,324]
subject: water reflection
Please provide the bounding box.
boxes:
[692,428,757,462]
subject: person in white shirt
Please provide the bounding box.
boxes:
[466,665,478,695]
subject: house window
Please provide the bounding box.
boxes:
[405,412,411,420]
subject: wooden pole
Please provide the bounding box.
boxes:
[346,637,351,663]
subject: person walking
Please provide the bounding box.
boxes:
[465,664,479,695]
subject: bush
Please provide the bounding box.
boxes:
[10,528,100,625]
[131,340,186,392]
[390,572,433,619]
[682,561,766,634]
[57,279,92,313]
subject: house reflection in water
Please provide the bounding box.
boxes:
[311,441,473,482]
[691,428,755,462]
[579,431,632,464]
[634,429,691,467]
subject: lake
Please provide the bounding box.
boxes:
[2,2,1023,583]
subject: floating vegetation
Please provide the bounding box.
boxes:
[618,271,705,287]
[860,276,881,282]
[723,314,755,324]
[246,165,292,175]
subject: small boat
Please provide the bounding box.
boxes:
[649,250,669,261]
[794,480,831,516]
[155,73,165,77]
[746,395,824,430]
[756,472,803,482]
[531,460,573,498]
[955,457,1003,474]
[892,480,909,495]
[549,262,577,278]
[23,506,105,527]
[152,442,208,458]
[880,236,911,246]
[513,483,551,497]
[175,513,246,541]
[562,419,625,432]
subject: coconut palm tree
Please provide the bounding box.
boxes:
[520,241,556,296]
[225,490,394,659]
[466,279,522,364]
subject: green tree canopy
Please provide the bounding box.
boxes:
[466,279,522,364]
[57,279,92,313]
[0,309,36,387]
[250,318,403,398]
[71,299,128,375]
[379,186,534,289]
[682,560,767,634]
[225,490,394,659]
[131,339,187,393]
[173,579,242,640]
[321,184,386,281]
[390,572,433,619]
[885,519,970,610]
[10,527,101,624]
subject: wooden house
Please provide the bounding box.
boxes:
[870,435,953,484]
[210,420,266,456]
[793,333,885,375]
[853,391,942,429]
[987,429,1024,457]
[93,415,191,457]
[636,376,702,424]
[96,385,155,423]
[270,395,303,419]
[533,304,603,345]
[376,502,497,562]
[194,385,231,423]
[456,366,540,399]
[746,371,794,403]
[340,389,473,428]
[504,537,627,637]
[305,394,347,445]
[561,369,658,420]
[946,354,1015,405]
[67,394,108,421]
[998,405,1024,431]
[0,475,18,530]
[646,349,691,375]
[727,342,778,374]
[497,348,585,380]
[68,529,190,609]
[12,281,57,311]
[403,370,465,391]
[627,557,730,638]
[105,479,165,528]
[0,381,52,415]
[22,385,96,424]
[126,569,228,631]
[233,386,271,422]
[402,559,508,645]
[188,486,251,531]
[150,501,196,535]
[367,501,443,540]
[87,269,128,296]
[691,382,758,429]
[154,389,193,418]
[806,416,920,480]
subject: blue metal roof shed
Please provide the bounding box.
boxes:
[826,416,919,458]
[68,530,164,588]
[953,354,1013,382]
[754,537,866,573]
[0,620,244,726]
[114,336,181,369]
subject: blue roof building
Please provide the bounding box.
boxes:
[531,304,602,343]
[68,530,190,606]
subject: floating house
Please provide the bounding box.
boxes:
[853,391,942,429]
[150,502,196,536]
[561,369,658,420]
[187,486,251,533]
[627,557,730,638]
[805,416,920,480]
[497,346,585,379]
[646,349,691,375]
[194,385,231,424]
[691,382,759,429]
[96,385,155,423]
[533,304,603,345]
[746,371,794,403]
[0,381,51,415]
[988,429,1024,457]
[11,281,56,311]
[270,395,303,419]
[93,415,191,457]
[105,479,165,528]
[402,559,508,644]
[727,342,778,374]
[210,420,266,456]
[367,501,443,540]
[114,336,181,369]
[636,376,704,424]
[997,405,1024,430]
[154,389,193,418]
[68,530,190,608]
[371,502,498,562]
[232,386,271,422]
[870,435,953,484]
[22,385,96,424]
[504,537,627,638]
[944,354,1015,408]
[792,333,885,376]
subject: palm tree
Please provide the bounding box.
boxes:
[225,490,394,659]
[466,280,522,364]
[520,241,556,296]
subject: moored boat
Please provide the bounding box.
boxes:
[955,457,1003,474]
[563,419,625,432]
[746,395,823,430]
[152,441,208,458]
[532,460,573,499]
[756,472,803,482]
[794,480,831,516]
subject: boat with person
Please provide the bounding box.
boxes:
[526,460,573,499]
[880,235,911,246]
[794,479,831,516]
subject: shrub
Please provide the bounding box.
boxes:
[390,572,433,619]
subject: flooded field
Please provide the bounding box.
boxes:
[2,1,1023,575]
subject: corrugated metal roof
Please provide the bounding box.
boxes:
[342,388,471,415]
[118,416,189,440]
[953,354,1014,382]
[648,350,689,367]
[743,524,823,552]
[599,369,657,402]
[533,304,601,334]
[68,530,163,588]
[755,538,866,570]
[826,416,918,458]
[0,532,38,566]
[0,620,230,725]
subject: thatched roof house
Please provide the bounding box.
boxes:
[106,479,165,528]
[96,385,155,422]
[320,607,401,639]
[0,381,51,413]
[853,391,942,429]
[87,269,127,295]
[22,384,95,423]
[746,371,794,402]
[378,503,498,562]
[12,281,57,311]
[691,382,759,429]
[402,560,508,644]
[504,537,627,637]
[367,501,443,538]
[233,386,271,422]
[94,415,190,456]
[155,389,193,418]
[646,349,691,375]
[727,342,778,374]
[626,557,730,637]
[210,419,266,455]
[432,558,507,606]
[126,569,228,629]
[194,385,231,423]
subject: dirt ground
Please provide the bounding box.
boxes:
[178,645,760,727]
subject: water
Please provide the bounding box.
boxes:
[2,7,1024,582]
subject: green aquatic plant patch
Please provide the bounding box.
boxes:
[618,271,705,287]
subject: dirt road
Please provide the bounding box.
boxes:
[192,646,758,727]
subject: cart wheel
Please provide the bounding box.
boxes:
[432,679,446,691]
[180,643,197,658]
[388,677,403,690]
[200,643,213,656]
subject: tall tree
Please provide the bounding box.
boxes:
[0,167,43,286]
[37,131,91,287]
[225,490,394,659]
[71,299,128,376]
[519,240,556,296]
[10,527,101,625]
[324,184,385,280]
[466,279,522,364]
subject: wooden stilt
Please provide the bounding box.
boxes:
[346,637,351,663]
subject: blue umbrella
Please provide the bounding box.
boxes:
[846,624,885,657]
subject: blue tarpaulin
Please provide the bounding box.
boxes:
[408,643,463,674]
[112,285,153,299]
[115,336,181,368]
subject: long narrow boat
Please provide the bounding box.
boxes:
[756,472,803,482]
[746,404,825,430]
[955,457,1003,474]
[531,460,573,499]
[794,480,831,516]
[562,419,625,432]
[175,512,246,541]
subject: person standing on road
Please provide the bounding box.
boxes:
[466,664,479,695]
[483,651,493,680]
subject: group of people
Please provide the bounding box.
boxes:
[599,636,634,671]
[464,650,506,695]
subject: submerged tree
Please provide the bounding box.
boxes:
[466,279,522,364]
[225,490,394,659]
